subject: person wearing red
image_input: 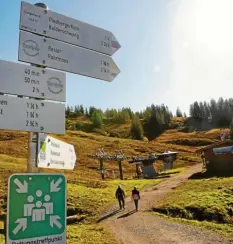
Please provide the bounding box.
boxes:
[131,186,140,211]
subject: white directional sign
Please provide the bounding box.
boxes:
[18,31,120,82]
[0,95,65,134]
[0,60,66,101]
[20,1,121,56]
[38,134,77,170]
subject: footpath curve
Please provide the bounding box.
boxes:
[99,164,233,244]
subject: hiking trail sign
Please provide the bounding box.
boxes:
[0,94,65,134]
[38,134,77,170]
[7,173,66,244]
[20,1,121,56]
[18,30,120,82]
[0,59,66,101]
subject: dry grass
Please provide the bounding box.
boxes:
[0,120,221,243]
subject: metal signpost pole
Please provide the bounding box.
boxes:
[27,3,48,173]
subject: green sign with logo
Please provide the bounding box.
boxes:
[7,173,66,244]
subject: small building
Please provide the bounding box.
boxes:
[128,154,158,178]
[157,151,178,170]
[196,140,233,176]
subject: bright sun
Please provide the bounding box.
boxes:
[193,0,233,53]
[167,0,233,113]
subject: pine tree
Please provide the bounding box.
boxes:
[176,107,183,117]
[230,118,233,140]
[80,105,84,115]
[189,104,194,117]
[91,111,103,129]
[199,102,205,120]
[85,108,89,117]
[130,115,144,140]
[144,105,161,140]
[89,106,96,117]
[66,106,71,117]
[74,105,80,117]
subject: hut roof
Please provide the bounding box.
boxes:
[157,151,178,160]
[213,146,233,155]
[196,140,233,153]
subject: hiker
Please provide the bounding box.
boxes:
[115,185,125,210]
[132,186,140,211]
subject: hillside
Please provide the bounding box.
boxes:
[0,117,228,243]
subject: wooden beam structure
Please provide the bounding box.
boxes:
[88,149,130,180]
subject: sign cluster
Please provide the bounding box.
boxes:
[5,1,120,243]
[19,1,120,81]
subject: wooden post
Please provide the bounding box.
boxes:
[100,159,105,180]
[118,160,123,180]
[4,215,6,243]
[136,164,139,178]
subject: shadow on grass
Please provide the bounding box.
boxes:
[97,209,121,223]
[117,210,137,219]
[156,175,170,179]
[189,171,233,180]
[159,171,180,176]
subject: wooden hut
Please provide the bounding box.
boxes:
[128,154,158,178]
[157,151,178,170]
[196,140,233,175]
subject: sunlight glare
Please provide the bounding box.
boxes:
[194,0,233,53]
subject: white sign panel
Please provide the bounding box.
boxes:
[18,31,120,82]
[20,1,121,56]
[0,95,65,134]
[0,60,66,101]
[38,134,76,170]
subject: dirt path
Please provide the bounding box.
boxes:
[99,164,232,244]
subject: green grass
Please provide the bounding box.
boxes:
[0,123,218,243]
[153,177,233,238]
[0,154,162,243]
[67,178,162,222]
[67,224,118,244]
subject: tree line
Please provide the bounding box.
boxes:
[65,104,173,141]
[189,98,233,128]
[65,97,233,140]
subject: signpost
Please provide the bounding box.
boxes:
[3,1,121,242]
[18,30,120,82]
[0,59,66,101]
[38,134,77,170]
[20,1,121,56]
[0,95,65,134]
[7,173,66,244]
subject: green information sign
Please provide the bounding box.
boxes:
[7,173,66,244]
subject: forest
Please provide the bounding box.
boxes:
[65,97,233,140]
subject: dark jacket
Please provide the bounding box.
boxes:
[115,187,125,199]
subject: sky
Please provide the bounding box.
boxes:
[1,0,233,115]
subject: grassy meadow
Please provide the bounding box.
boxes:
[153,177,233,238]
[0,118,229,243]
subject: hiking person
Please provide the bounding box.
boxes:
[131,186,140,211]
[115,185,125,210]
